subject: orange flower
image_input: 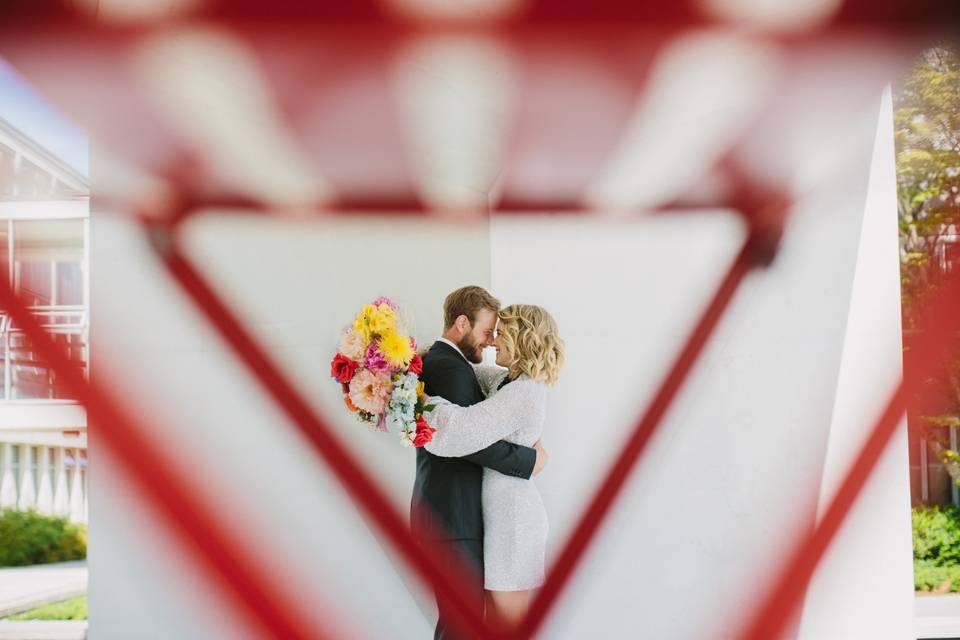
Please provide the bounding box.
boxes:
[344,394,359,412]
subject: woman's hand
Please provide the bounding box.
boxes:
[533,440,548,476]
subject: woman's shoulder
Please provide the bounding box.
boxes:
[509,375,548,397]
[474,363,510,393]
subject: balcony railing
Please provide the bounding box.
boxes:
[0,307,87,402]
[0,442,87,523]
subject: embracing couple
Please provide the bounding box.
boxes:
[411,286,565,638]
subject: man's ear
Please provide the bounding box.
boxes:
[454,314,471,335]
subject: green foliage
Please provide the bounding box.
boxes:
[895,45,960,330]
[913,505,960,566]
[913,506,960,591]
[0,509,86,567]
[915,559,960,592]
[6,596,87,621]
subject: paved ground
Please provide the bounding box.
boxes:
[917,593,960,639]
[0,621,86,640]
[0,561,87,618]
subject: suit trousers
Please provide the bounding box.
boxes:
[434,538,484,640]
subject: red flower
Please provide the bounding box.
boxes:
[330,353,359,384]
[409,354,423,375]
[413,416,436,447]
[413,430,434,447]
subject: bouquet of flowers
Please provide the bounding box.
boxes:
[330,297,436,447]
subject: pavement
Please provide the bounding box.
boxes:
[0,561,87,618]
[917,593,960,639]
[0,561,87,639]
[5,561,960,640]
[0,622,86,640]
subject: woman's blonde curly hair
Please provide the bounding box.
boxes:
[497,304,565,385]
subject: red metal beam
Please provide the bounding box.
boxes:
[2,0,957,26]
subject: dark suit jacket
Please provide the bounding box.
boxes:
[411,341,536,541]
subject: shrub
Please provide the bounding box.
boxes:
[915,559,960,592]
[0,509,86,567]
[913,505,960,566]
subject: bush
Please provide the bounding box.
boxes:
[915,559,960,592]
[913,505,960,566]
[0,509,86,567]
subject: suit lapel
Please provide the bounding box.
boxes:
[429,341,483,401]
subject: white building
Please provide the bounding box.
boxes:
[0,116,88,524]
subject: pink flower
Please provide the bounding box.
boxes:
[348,369,393,415]
[371,296,398,310]
[363,341,391,373]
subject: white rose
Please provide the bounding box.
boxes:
[338,328,367,360]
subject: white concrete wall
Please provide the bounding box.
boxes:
[796,88,913,639]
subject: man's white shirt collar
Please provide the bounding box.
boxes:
[437,337,469,363]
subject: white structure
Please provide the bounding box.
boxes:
[0,116,89,524]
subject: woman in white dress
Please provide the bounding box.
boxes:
[423,304,565,628]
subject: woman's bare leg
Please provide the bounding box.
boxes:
[487,589,530,630]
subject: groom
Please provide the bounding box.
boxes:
[412,285,547,640]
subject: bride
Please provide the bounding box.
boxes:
[423,304,565,628]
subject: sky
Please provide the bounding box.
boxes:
[0,57,89,177]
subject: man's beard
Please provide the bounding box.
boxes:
[457,334,484,364]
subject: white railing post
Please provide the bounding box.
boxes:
[17,444,35,511]
[0,443,16,508]
[69,447,84,523]
[36,445,53,515]
[82,456,88,524]
[53,446,69,517]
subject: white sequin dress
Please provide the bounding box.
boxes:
[424,365,548,591]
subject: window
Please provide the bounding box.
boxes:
[0,218,88,401]
[0,148,13,198]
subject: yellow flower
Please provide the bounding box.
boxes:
[368,305,396,334]
[353,303,396,340]
[353,304,376,341]
[379,330,413,368]
[417,381,425,397]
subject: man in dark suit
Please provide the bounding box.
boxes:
[412,286,547,640]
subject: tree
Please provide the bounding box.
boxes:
[895,45,960,492]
